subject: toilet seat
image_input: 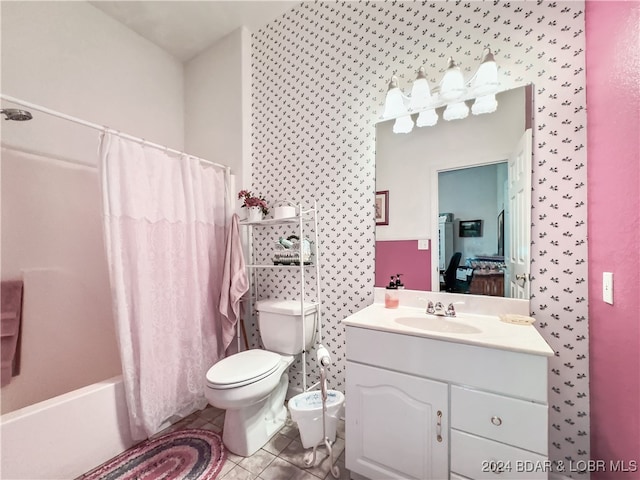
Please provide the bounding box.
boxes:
[206,349,281,390]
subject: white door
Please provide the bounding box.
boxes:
[346,362,449,480]
[506,129,532,299]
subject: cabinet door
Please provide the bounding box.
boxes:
[346,362,448,480]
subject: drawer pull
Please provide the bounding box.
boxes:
[490,416,503,426]
[436,410,443,442]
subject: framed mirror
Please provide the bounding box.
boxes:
[375,85,533,298]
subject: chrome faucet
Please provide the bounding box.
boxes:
[445,303,456,317]
[426,301,435,314]
[425,300,456,317]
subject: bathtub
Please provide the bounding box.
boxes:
[1,375,134,480]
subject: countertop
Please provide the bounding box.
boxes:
[342,301,554,357]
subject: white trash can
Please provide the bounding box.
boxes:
[288,390,345,449]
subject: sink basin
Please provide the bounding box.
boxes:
[395,316,482,334]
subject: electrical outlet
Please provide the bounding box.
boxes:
[418,239,429,250]
[603,272,614,305]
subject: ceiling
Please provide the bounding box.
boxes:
[90,1,299,62]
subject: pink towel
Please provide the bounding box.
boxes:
[219,214,249,351]
[1,280,24,387]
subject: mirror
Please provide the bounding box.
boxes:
[375,85,532,298]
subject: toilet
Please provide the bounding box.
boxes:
[205,299,317,456]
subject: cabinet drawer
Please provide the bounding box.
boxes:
[451,430,548,480]
[346,326,548,402]
[451,386,547,454]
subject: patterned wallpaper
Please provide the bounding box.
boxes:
[250,1,588,475]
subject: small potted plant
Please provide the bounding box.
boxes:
[238,189,269,222]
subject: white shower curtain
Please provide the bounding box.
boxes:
[99,133,230,440]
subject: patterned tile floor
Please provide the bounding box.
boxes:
[144,405,349,480]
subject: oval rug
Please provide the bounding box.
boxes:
[79,429,226,480]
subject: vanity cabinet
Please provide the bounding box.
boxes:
[347,362,448,479]
[345,325,549,480]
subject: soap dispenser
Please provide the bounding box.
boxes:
[385,276,399,309]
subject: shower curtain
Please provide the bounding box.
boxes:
[99,133,229,440]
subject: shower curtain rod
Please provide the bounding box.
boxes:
[0,94,231,174]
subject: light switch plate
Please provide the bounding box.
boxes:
[603,272,614,305]
[418,239,429,250]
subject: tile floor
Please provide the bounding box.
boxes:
[136,405,349,480]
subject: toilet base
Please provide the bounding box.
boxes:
[222,373,289,456]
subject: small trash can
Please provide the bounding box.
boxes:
[288,390,345,449]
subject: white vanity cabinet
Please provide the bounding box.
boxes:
[347,362,448,479]
[345,324,550,480]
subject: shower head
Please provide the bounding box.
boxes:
[0,109,33,121]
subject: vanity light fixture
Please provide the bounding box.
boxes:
[470,48,499,96]
[440,57,470,120]
[471,95,498,115]
[439,58,466,101]
[383,76,415,133]
[410,67,438,127]
[443,101,470,121]
[470,48,499,115]
[393,115,414,134]
[382,76,409,119]
[380,47,500,132]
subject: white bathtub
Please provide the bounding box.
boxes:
[0,375,134,480]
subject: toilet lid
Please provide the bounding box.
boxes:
[206,349,281,389]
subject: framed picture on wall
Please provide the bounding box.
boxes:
[459,219,482,237]
[497,210,505,255]
[375,190,389,225]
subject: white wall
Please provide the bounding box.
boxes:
[1,1,184,160]
[185,27,251,188]
[375,87,525,241]
[0,1,184,413]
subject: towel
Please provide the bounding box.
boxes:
[219,214,249,351]
[1,280,24,387]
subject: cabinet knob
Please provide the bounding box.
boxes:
[490,416,503,426]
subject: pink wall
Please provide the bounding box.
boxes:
[586,1,640,477]
[375,240,432,291]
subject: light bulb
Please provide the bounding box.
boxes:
[471,48,499,96]
[440,58,466,101]
[382,76,408,119]
[416,109,438,127]
[408,67,433,111]
[443,102,469,121]
[472,95,498,115]
[393,115,414,134]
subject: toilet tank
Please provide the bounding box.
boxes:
[256,299,318,355]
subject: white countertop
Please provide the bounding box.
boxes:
[342,298,554,357]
